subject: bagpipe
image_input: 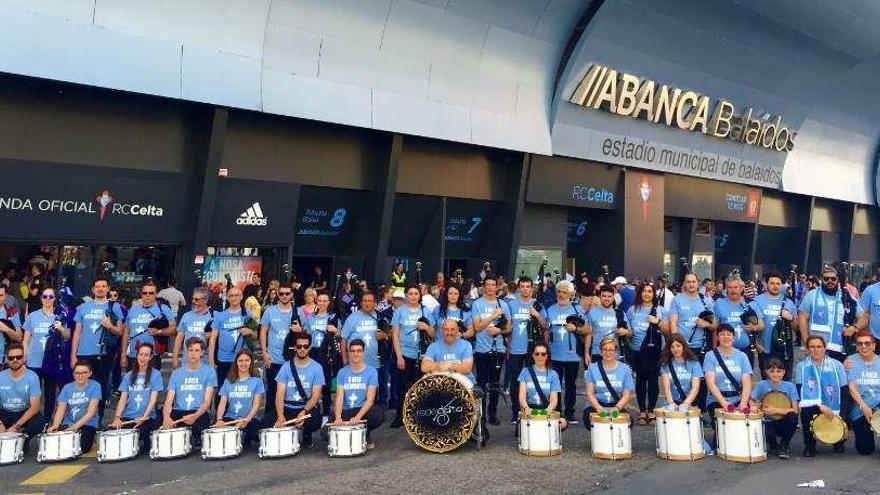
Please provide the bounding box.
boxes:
[526,257,548,354]
[414,261,432,360]
[319,273,344,374]
[771,265,796,373]
[839,262,858,355]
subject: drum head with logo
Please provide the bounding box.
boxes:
[403,373,477,453]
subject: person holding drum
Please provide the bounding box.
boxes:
[214,348,264,449]
[49,360,102,453]
[109,342,163,454]
[749,357,799,459]
[0,343,43,451]
[659,334,703,410]
[704,323,753,450]
[172,286,213,369]
[582,337,634,429]
[846,329,880,455]
[261,284,304,424]
[163,337,216,448]
[273,332,324,449]
[391,285,436,428]
[795,334,849,456]
[517,343,566,429]
[422,318,475,381]
[627,283,669,425]
[541,280,588,425]
[333,339,383,448]
[471,276,512,426]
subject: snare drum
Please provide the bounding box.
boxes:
[258,427,300,458]
[97,429,140,462]
[715,409,766,463]
[0,432,25,465]
[810,414,848,445]
[327,424,367,457]
[149,427,192,460]
[654,407,704,461]
[518,411,562,457]
[590,412,631,460]
[37,430,82,462]
[201,426,242,460]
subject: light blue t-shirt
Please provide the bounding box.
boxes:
[0,368,41,412]
[703,349,752,405]
[23,309,56,367]
[471,297,512,354]
[541,304,582,362]
[336,365,378,410]
[795,356,847,412]
[670,293,714,349]
[800,288,864,353]
[167,363,217,411]
[125,303,176,357]
[392,304,435,360]
[508,298,536,355]
[73,300,125,356]
[260,305,296,363]
[661,358,703,404]
[517,366,562,407]
[57,379,102,428]
[424,338,475,382]
[219,376,265,420]
[713,297,752,350]
[177,308,213,348]
[341,311,380,368]
[860,282,880,340]
[211,308,249,363]
[626,305,664,350]
[432,306,472,333]
[118,368,164,419]
[586,306,625,356]
[750,293,797,352]
[305,312,333,351]
[585,362,634,406]
[276,359,325,408]
[750,379,799,406]
[846,354,880,421]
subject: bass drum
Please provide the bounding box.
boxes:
[403,372,477,453]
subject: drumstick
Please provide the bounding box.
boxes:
[160,419,185,429]
[282,414,312,426]
[119,420,139,428]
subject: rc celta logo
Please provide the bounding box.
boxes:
[95,190,113,221]
[638,177,651,223]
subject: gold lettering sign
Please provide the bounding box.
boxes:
[569,64,795,152]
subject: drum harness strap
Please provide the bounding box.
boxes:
[598,364,621,406]
[668,361,688,405]
[287,361,311,414]
[687,293,711,351]
[712,349,742,399]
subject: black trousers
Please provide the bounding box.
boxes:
[692,349,708,412]
[800,406,845,451]
[169,409,210,447]
[266,406,323,446]
[475,352,505,418]
[629,350,660,413]
[395,357,422,419]
[119,415,157,452]
[551,360,580,418]
[263,363,283,425]
[853,416,876,455]
[340,407,384,440]
[29,367,60,421]
[214,361,233,407]
[78,355,112,425]
[764,412,798,447]
[0,409,43,451]
[508,354,527,417]
[221,416,260,448]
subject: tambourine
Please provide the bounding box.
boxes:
[870,409,880,437]
[810,414,848,445]
[761,391,793,420]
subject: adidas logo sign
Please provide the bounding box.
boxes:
[237,202,268,226]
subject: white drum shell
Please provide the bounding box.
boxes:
[518,417,562,456]
[259,427,300,458]
[328,424,367,457]
[201,427,243,459]
[590,416,632,460]
[655,410,704,460]
[97,429,140,462]
[0,433,25,465]
[149,427,192,460]
[37,431,81,462]
[716,413,766,463]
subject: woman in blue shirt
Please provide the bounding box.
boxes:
[214,348,264,449]
[49,360,103,453]
[846,329,880,455]
[109,342,163,455]
[22,286,70,420]
[704,323,753,450]
[660,333,703,411]
[582,337,635,429]
[517,343,566,429]
[434,285,473,339]
[626,283,668,425]
[795,334,848,457]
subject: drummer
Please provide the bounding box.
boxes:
[516,343,566,429]
[659,334,703,410]
[421,318,475,382]
[162,337,216,447]
[214,348,264,449]
[795,335,848,456]
[704,323,753,451]
[272,332,324,449]
[109,342,163,454]
[582,337,634,429]
[846,329,880,455]
[333,339,383,449]
[48,360,102,453]
[749,357,799,459]
[0,343,43,451]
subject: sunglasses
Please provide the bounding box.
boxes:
[192,296,206,301]
[822,277,837,282]
[349,349,364,354]
[42,294,56,300]
[279,291,292,296]
[533,352,547,356]
[293,344,310,350]
[141,291,156,295]
[856,341,875,347]
[6,355,23,361]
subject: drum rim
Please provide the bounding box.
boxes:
[590,412,630,424]
[656,451,706,461]
[99,428,138,437]
[653,407,699,418]
[205,426,240,433]
[810,414,848,444]
[713,409,764,421]
[403,372,478,453]
[592,451,633,460]
[718,452,767,463]
[328,424,367,431]
[518,447,562,456]
[761,391,793,420]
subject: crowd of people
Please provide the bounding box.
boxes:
[1,261,880,462]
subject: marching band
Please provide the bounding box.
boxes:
[3,262,880,466]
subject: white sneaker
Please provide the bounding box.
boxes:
[366,442,376,450]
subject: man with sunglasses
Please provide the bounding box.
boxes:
[172,287,214,369]
[0,343,43,451]
[260,283,303,424]
[333,339,382,449]
[122,281,176,372]
[272,332,323,448]
[798,266,867,363]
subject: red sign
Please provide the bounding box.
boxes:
[746,191,760,218]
